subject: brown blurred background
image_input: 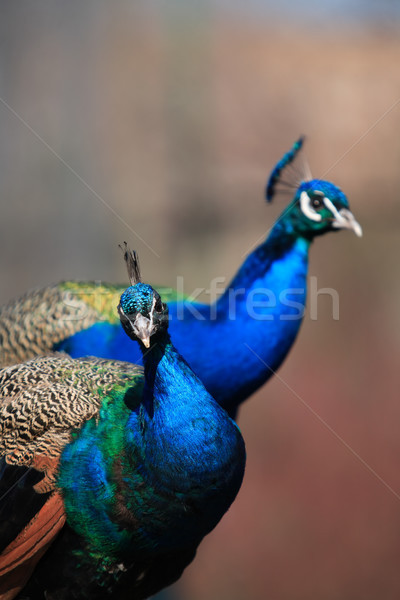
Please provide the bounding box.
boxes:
[1,2,400,599]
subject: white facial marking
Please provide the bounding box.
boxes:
[300,191,322,222]
[322,196,342,221]
[148,295,157,330]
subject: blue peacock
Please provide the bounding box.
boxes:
[0,138,361,418]
[0,246,246,599]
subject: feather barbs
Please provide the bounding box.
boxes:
[265,136,312,203]
[119,243,141,287]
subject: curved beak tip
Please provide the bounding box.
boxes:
[142,337,151,349]
[334,208,362,238]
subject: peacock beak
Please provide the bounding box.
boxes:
[118,304,153,347]
[332,208,363,237]
[141,336,151,349]
[133,313,152,348]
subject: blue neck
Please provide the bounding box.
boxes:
[135,334,243,492]
[168,228,311,413]
[218,223,300,307]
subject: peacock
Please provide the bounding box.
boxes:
[0,138,362,418]
[0,246,246,600]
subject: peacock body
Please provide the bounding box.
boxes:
[0,251,246,599]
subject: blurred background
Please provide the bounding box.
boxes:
[1,1,400,598]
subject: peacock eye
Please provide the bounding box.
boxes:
[310,196,323,209]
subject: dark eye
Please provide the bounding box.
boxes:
[310,196,323,209]
[154,296,163,311]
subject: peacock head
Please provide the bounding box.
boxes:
[117,244,169,348]
[266,137,362,240]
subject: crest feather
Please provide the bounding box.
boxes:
[265,136,311,203]
[119,242,141,286]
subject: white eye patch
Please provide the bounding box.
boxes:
[321,196,343,222]
[299,190,323,222]
[148,294,157,329]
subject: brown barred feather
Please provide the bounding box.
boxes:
[0,283,128,368]
[0,286,101,367]
[0,355,142,487]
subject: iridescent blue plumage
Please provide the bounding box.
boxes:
[298,179,347,203]
[0,249,245,599]
[121,282,153,313]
